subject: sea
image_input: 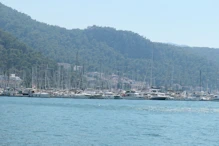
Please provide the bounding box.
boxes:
[0,97,219,146]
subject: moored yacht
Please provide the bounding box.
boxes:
[103,91,115,99]
[146,87,172,100]
[122,90,145,100]
[32,91,51,98]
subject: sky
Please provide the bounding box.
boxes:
[1,0,219,48]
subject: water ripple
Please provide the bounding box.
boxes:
[0,97,219,146]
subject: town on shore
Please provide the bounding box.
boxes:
[1,72,219,101]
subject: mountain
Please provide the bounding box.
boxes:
[0,2,218,89]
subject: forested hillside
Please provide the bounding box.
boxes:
[0,29,56,86]
[0,2,219,89]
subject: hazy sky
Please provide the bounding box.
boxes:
[1,0,219,48]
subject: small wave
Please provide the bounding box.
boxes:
[145,133,161,137]
[32,130,46,133]
[53,134,63,137]
[137,106,219,113]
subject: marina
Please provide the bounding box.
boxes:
[0,64,217,101]
[1,86,219,101]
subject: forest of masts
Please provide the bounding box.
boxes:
[30,64,141,91]
[0,63,152,91]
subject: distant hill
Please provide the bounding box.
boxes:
[0,2,218,89]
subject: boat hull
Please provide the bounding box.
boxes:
[149,97,167,100]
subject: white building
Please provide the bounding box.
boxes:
[0,74,22,88]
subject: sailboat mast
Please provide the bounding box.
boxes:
[150,45,154,87]
[200,70,202,92]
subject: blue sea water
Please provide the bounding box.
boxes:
[0,97,219,146]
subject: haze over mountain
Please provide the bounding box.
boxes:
[0,2,219,89]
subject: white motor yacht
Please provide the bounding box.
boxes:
[122,90,145,100]
[146,88,172,100]
[32,92,50,98]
